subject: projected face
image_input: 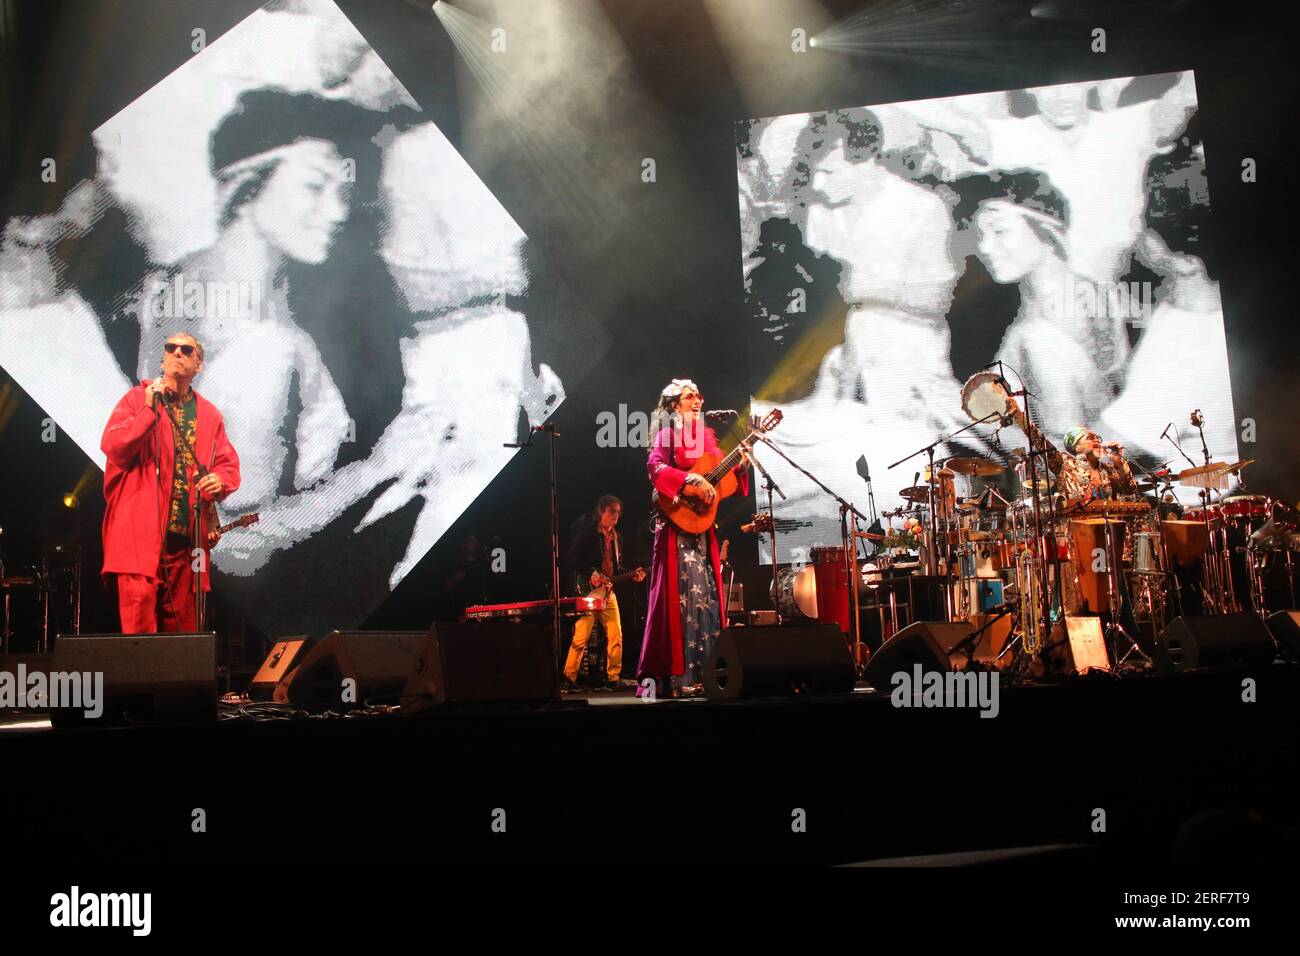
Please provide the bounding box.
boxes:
[810,143,876,205]
[975,205,1050,283]
[1027,83,1090,130]
[249,140,351,265]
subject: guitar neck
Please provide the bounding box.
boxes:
[704,431,755,485]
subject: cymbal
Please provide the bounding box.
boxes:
[1176,462,1223,480]
[945,456,1004,476]
[1176,460,1253,481]
[899,485,931,503]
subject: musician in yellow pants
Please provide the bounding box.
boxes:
[562,495,645,690]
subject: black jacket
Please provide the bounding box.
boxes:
[565,515,625,595]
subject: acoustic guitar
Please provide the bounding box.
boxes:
[655,409,782,535]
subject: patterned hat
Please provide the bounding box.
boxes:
[660,378,699,400]
[1063,425,1088,455]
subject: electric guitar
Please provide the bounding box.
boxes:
[576,567,646,601]
[206,510,259,546]
[656,409,782,535]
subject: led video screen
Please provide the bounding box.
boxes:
[735,71,1237,560]
[0,0,591,635]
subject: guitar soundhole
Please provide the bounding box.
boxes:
[714,656,728,690]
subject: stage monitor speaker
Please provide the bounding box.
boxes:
[861,621,961,691]
[401,620,556,713]
[1157,614,1277,672]
[703,624,855,701]
[1043,616,1112,674]
[50,632,216,727]
[250,637,308,700]
[278,631,426,710]
[1265,611,1300,661]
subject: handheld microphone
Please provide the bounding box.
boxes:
[704,409,739,422]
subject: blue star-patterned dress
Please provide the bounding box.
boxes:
[675,528,720,688]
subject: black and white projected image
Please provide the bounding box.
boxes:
[0,0,577,635]
[736,71,1238,561]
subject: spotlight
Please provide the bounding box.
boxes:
[62,493,78,509]
[809,35,819,48]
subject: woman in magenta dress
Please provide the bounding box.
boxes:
[637,379,750,697]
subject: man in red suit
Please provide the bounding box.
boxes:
[100,332,241,633]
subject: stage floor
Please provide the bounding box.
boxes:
[2,664,1298,866]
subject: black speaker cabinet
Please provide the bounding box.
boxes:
[1158,614,1277,672]
[861,621,961,691]
[278,631,426,710]
[703,624,855,701]
[1266,611,1300,661]
[50,632,216,727]
[401,620,556,713]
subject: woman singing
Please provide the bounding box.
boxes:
[637,379,750,698]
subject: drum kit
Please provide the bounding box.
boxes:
[772,369,1297,674]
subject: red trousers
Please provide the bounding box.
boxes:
[115,534,198,634]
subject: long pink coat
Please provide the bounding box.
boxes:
[100,382,241,589]
[636,423,748,680]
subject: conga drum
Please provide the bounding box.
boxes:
[810,546,851,635]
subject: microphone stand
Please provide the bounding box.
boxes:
[743,436,785,623]
[987,360,1060,660]
[888,411,1002,623]
[505,422,562,693]
[751,433,871,668]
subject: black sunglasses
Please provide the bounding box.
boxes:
[164,342,196,357]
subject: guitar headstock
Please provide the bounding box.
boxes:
[756,409,782,434]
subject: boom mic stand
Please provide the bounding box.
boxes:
[751,433,872,668]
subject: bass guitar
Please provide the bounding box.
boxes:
[655,409,782,535]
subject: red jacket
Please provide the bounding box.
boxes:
[100,381,241,588]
